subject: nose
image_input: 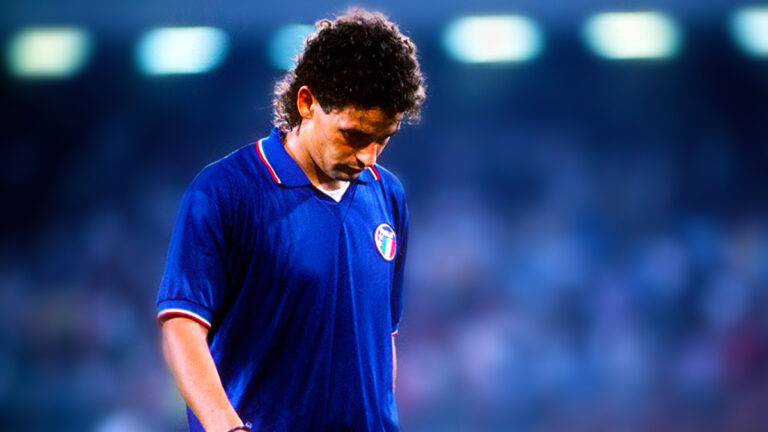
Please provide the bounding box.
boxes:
[355,142,379,168]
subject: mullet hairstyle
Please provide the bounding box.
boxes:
[273,9,426,132]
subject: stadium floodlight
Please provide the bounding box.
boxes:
[7,27,91,79]
[136,27,229,75]
[583,12,681,60]
[731,7,768,57]
[443,15,543,63]
[269,24,314,70]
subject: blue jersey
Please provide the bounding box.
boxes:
[156,127,408,431]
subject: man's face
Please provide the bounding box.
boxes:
[304,104,402,183]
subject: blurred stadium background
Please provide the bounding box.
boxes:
[3,0,768,430]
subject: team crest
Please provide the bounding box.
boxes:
[374,223,397,261]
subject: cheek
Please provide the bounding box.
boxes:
[329,140,356,162]
[313,129,338,160]
[315,138,349,167]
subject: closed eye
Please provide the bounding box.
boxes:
[341,129,372,142]
[340,128,397,145]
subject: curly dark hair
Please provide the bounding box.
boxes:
[273,9,426,131]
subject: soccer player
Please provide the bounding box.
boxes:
[156,9,425,432]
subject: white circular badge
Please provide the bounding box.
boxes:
[374,223,397,261]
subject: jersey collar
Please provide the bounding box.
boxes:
[256,127,379,187]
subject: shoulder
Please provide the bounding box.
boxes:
[372,164,407,205]
[182,144,267,226]
[371,165,409,232]
[189,144,263,196]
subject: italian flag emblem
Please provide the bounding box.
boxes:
[374,223,397,261]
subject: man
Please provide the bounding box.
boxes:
[156,9,425,432]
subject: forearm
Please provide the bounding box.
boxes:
[162,317,243,432]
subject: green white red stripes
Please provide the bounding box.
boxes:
[374,223,397,261]
[368,166,381,180]
[256,138,282,184]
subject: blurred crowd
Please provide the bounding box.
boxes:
[3,128,768,431]
[3,16,768,432]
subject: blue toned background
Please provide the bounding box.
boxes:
[3,1,768,431]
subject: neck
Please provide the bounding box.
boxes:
[283,127,345,190]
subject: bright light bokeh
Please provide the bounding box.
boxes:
[268,24,314,70]
[7,27,91,78]
[443,15,543,63]
[136,27,229,75]
[731,7,768,57]
[583,12,681,59]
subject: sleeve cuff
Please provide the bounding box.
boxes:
[157,299,213,329]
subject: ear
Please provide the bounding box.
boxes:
[296,86,316,120]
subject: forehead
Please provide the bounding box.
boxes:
[330,106,402,133]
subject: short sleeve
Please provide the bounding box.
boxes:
[390,197,409,336]
[156,174,229,329]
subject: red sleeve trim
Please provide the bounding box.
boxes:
[157,309,212,329]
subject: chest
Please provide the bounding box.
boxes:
[250,186,398,292]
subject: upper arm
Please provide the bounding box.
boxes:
[157,169,232,329]
[162,315,210,342]
[161,316,211,363]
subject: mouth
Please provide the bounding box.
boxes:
[338,166,364,177]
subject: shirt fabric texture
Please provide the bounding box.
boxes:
[156,127,408,431]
